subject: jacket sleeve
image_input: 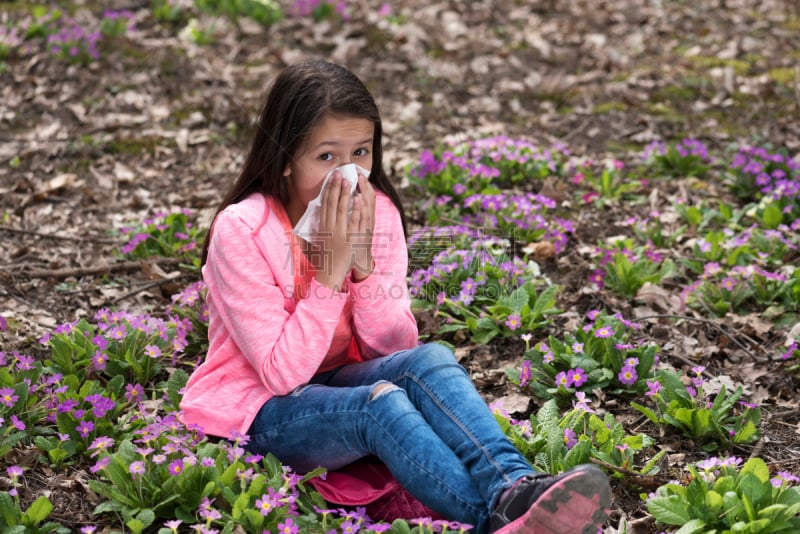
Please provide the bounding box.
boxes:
[349,194,419,358]
[204,210,348,396]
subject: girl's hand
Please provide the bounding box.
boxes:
[350,170,376,282]
[314,172,354,290]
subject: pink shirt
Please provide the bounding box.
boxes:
[179,191,419,438]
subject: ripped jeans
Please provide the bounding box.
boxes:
[246,342,535,533]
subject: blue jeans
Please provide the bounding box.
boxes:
[246,342,535,533]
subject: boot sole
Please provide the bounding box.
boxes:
[493,464,611,534]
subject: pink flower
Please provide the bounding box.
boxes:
[377,2,392,16]
[555,371,569,388]
[505,314,522,331]
[594,326,613,338]
[519,361,532,388]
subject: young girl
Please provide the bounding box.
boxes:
[180,59,611,533]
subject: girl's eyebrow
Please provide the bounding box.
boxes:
[311,137,373,151]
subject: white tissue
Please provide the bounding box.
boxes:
[292,163,370,241]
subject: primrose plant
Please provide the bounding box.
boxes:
[492,398,663,477]
[40,308,191,385]
[645,456,800,533]
[508,311,658,400]
[288,0,349,21]
[120,208,206,266]
[409,135,571,201]
[0,465,69,533]
[421,191,574,252]
[89,421,437,533]
[641,138,714,178]
[571,158,643,204]
[681,260,799,317]
[408,228,560,344]
[590,237,677,299]
[631,366,761,450]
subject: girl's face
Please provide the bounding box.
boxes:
[284,114,374,210]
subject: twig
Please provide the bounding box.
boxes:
[768,408,800,419]
[0,224,118,245]
[588,457,668,490]
[635,314,764,363]
[106,273,196,306]
[25,258,184,280]
[748,438,764,460]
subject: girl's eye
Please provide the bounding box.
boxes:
[354,148,369,157]
[319,153,334,161]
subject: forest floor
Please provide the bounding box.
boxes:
[1,0,800,532]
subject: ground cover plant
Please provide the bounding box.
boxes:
[1,0,800,532]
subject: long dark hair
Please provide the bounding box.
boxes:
[201,59,408,265]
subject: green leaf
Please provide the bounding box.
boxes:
[0,491,20,526]
[537,399,560,426]
[647,496,691,525]
[733,420,758,444]
[135,509,155,528]
[127,518,145,534]
[705,490,723,513]
[390,519,413,534]
[762,202,783,228]
[21,496,53,525]
[675,519,708,534]
[167,368,190,408]
[757,503,787,519]
[532,284,559,318]
[630,401,660,424]
[740,457,770,484]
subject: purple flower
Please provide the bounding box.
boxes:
[645,380,662,397]
[125,383,144,403]
[129,461,145,477]
[277,518,299,534]
[7,465,23,478]
[572,391,595,413]
[88,436,115,457]
[144,344,161,358]
[0,387,19,407]
[77,420,94,438]
[91,351,108,371]
[519,361,532,388]
[256,493,280,515]
[108,324,127,340]
[167,459,184,476]
[720,277,737,290]
[563,428,577,449]
[10,415,25,431]
[567,368,587,388]
[618,364,638,386]
[90,456,111,473]
[771,471,800,488]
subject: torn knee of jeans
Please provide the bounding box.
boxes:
[369,382,400,401]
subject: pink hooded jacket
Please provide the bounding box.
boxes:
[179,191,419,439]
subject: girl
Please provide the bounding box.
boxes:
[180,59,611,533]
